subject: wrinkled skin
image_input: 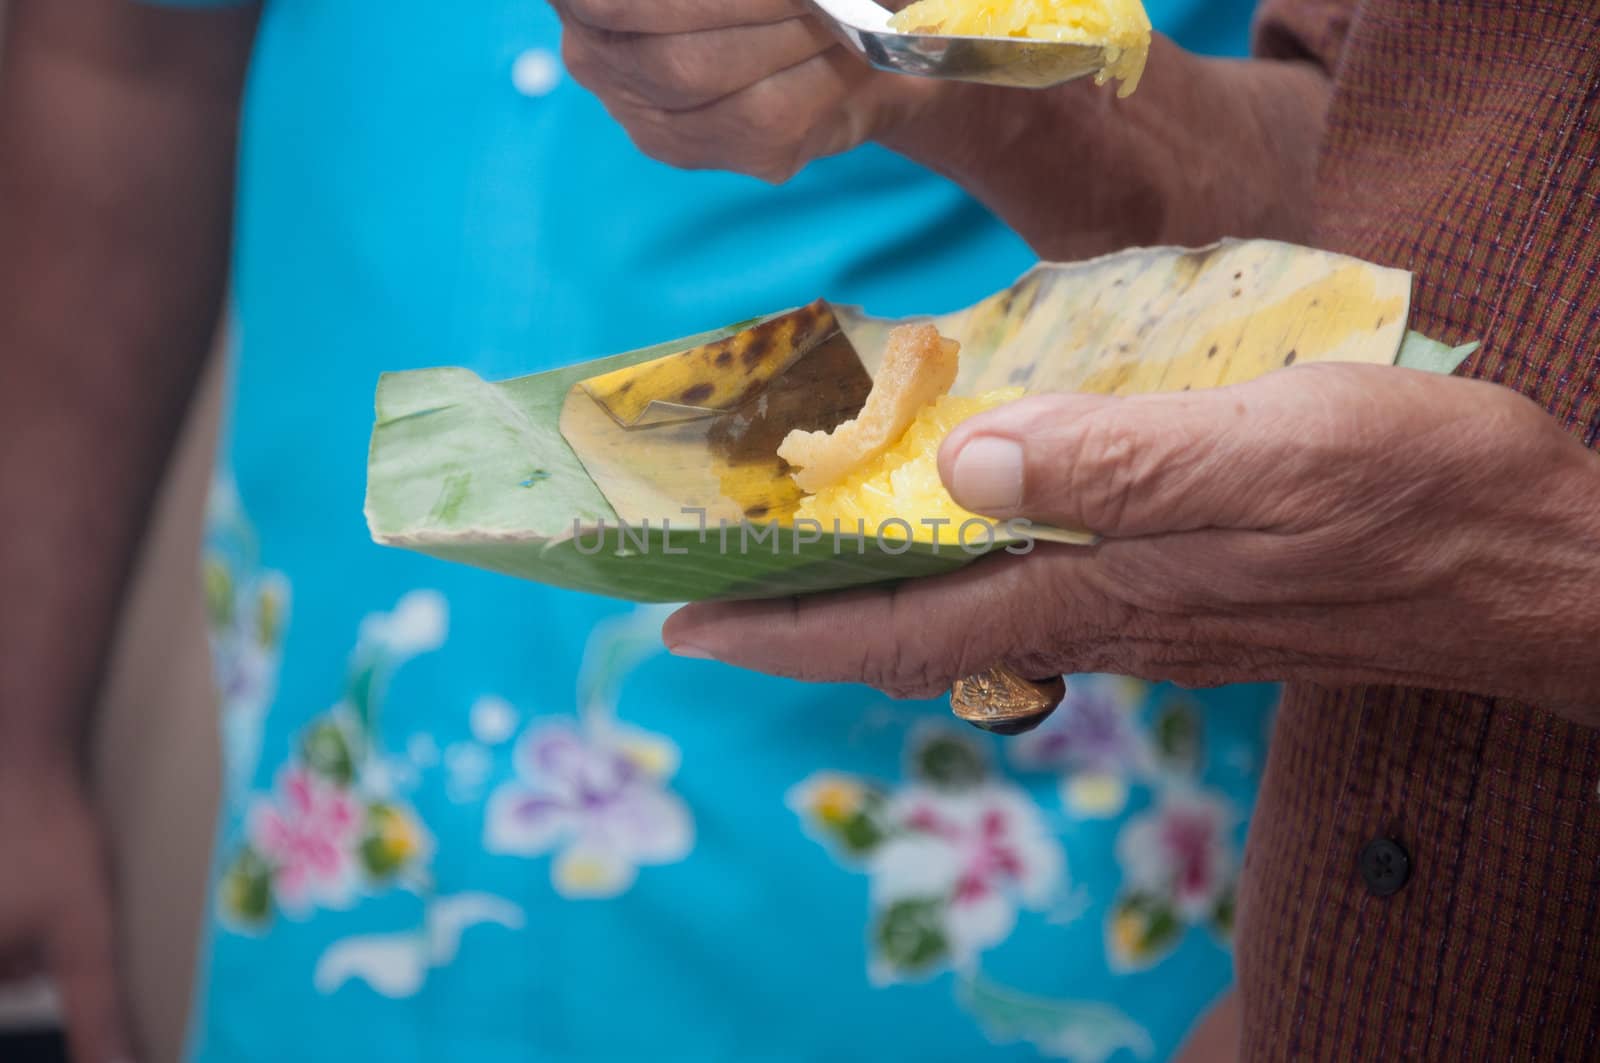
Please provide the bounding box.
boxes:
[552,0,938,183]
[547,0,1330,263]
[664,365,1600,723]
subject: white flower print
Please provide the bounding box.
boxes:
[868,782,1064,981]
[1115,791,1236,921]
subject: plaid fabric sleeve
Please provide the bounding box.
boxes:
[1235,1,1600,1057]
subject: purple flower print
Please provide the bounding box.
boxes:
[485,722,692,898]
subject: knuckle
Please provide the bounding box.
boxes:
[630,127,698,171]
[862,638,948,701]
[963,557,1079,677]
[562,0,627,30]
[560,32,603,88]
[1096,538,1219,612]
[740,87,809,174]
[696,121,795,182]
[611,105,702,169]
[751,156,800,185]
[1062,410,1147,532]
[745,82,790,129]
[638,40,713,108]
[858,592,959,699]
[1006,648,1067,684]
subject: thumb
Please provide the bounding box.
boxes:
[937,387,1285,538]
[48,839,133,1063]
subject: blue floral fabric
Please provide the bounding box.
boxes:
[149,2,1273,1060]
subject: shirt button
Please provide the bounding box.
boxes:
[1358,837,1411,897]
[512,48,562,98]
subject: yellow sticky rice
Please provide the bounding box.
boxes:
[794,387,1024,545]
[889,0,1151,96]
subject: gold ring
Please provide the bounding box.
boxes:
[950,663,1065,735]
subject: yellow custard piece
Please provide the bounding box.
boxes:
[795,387,1024,545]
[889,0,1151,96]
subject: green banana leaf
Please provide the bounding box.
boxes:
[365,240,1477,604]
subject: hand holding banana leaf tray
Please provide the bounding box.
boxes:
[366,239,1476,732]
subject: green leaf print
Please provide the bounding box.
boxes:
[345,659,380,740]
[359,802,424,880]
[220,846,274,929]
[256,580,287,649]
[203,557,234,631]
[789,775,894,859]
[1210,883,1236,941]
[838,806,889,858]
[956,971,1154,1063]
[875,897,951,976]
[1108,891,1183,969]
[831,789,890,856]
[913,732,987,790]
[1151,701,1202,775]
[576,605,675,719]
[300,719,357,787]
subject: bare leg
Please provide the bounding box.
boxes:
[92,346,225,1062]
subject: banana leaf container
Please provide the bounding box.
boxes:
[366,240,1475,603]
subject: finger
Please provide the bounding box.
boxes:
[49,855,133,1063]
[558,0,808,34]
[562,16,837,112]
[662,549,1111,697]
[603,48,892,182]
[937,382,1305,537]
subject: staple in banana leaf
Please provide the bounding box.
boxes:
[365,239,1477,603]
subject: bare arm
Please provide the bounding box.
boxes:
[0,2,256,1058]
[552,4,1334,261]
[878,40,1333,259]
[0,0,256,760]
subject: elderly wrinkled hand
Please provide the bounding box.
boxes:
[550,0,940,182]
[663,364,1600,707]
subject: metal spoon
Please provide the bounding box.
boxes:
[808,0,1111,90]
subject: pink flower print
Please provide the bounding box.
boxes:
[903,804,1027,905]
[1115,791,1236,920]
[870,785,1063,977]
[248,767,364,914]
[1162,805,1225,911]
[485,722,692,899]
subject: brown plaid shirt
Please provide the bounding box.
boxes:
[1236,1,1600,1057]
